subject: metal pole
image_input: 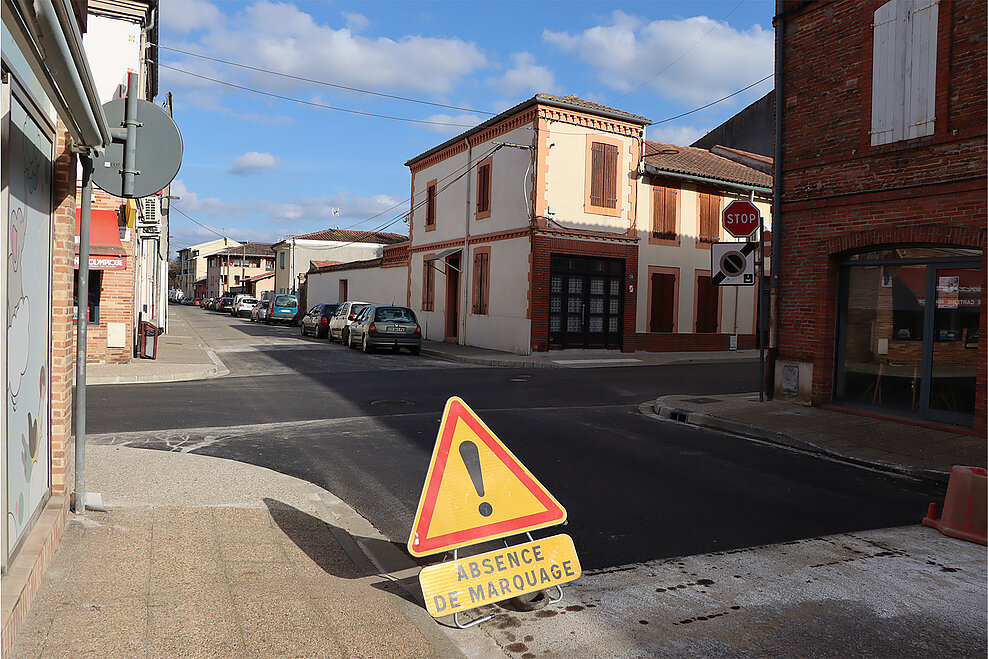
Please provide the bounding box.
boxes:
[74,155,93,515]
[122,71,139,197]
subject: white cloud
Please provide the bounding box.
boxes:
[343,12,369,32]
[495,52,557,97]
[544,11,773,105]
[179,1,487,97]
[160,0,223,33]
[170,180,247,216]
[421,113,482,135]
[263,193,403,223]
[228,151,281,176]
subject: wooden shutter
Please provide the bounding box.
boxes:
[426,184,436,226]
[477,164,490,214]
[422,262,434,311]
[871,0,899,146]
[472,252,489,314]
[905,0,938,140]
[695,276,719,333]
[590,143,604,207]
[603,144,618,208]
[652,186,677,238]
[698,193,719,242]
[649,273,675,332]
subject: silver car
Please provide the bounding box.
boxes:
[347,304,422,355]
[327,300,370,344]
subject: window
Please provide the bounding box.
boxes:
[871,0,938,146]
[422,262,435,311]
[695,275,719,333]
[589,141,619,211]
[697,192,720,243]
[279,251,285,269]
[73,270,103,324]
[425,180,437,228]
[649,272,676,332]
[339,279,348,301]
[476,157,492,219]
[472,250,490,315]
[651,185,677,239]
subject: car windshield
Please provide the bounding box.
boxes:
[274,295,297,308]
[350,304,368,316]
[375,307,416,323]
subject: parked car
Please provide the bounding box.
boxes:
[250,299,270,322]
[327,301,370,344]
[217,297,234,313]
[206,297,219,310]
[265,294,299,325]
[300,303,340,338]
[347,304,422,354]
[233,296,259,318]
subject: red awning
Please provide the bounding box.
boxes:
[75,209,127,271]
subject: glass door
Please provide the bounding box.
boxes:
[925,266,980,425]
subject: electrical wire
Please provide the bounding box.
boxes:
[159,45,494,116]
[650,73,773,125]
[160,64,479,128]
[613,1,746,103]
[170,205,230,240]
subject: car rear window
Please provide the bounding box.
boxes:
[350,303,368,316]
[243,298,258,304]
[274,295,297,308]
[323,304,339,314]
[375,307,416,323]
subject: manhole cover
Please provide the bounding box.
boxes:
[681,397,721,404]
[370,399,416,407]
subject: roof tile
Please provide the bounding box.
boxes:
[643,141,772,188]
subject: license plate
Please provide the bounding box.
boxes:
[389,326,405,332]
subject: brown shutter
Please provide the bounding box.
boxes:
[481,253,489,314]
[604,144,618,208]
[426,184,436,225]
[477,164,490,214]
[590,143,604,207]
[472,255,482,313]
[649,273,675,332]
[696,276,719,333]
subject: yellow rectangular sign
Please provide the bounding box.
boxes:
[419,534,581,617]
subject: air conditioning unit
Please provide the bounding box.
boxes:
[138,196,160,227]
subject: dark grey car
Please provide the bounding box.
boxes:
[347,305,422,354]
[300,303,339,338]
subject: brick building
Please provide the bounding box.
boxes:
[773,0,985,431]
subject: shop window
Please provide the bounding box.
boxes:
[73,270,103,324]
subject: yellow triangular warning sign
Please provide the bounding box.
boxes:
[407,397,566,557]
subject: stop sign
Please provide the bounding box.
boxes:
[722,200,761,238]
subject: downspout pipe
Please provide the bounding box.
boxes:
[770,0,785,398]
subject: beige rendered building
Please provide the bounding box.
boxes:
[206,242,275,297]
[177,237,241,299]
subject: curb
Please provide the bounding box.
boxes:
[653,400,950,485]
[421,347,560,368]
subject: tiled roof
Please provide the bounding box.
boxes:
[215,242,275,257]
[643,141,772,189]
[310,261,343,269]
[309,257,384,274]
[246,271,275,282]
[292,229,408,245]
[406,94,649,166]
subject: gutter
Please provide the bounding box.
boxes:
[3,0,109,150]
[641,163,772,196]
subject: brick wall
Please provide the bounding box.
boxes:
[778,0,987,431]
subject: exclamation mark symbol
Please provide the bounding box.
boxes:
[459,441,493,517]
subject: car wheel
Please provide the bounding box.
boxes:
[362,334,373,353]
[347,331,356,349]
[410,346,421,356]
[327,329,335,342]
[342,329,349,346]
[300,324,307,336]
[317,327,327,339]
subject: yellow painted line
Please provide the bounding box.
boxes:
[420,534,581,617]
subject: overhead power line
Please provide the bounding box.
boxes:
[651,73,773,125]
[159,45,494,117]
[170,205,229,240]
[160,64,478,128]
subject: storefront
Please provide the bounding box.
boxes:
[834,247,982,427]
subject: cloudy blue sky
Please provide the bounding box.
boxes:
[160,0,775,254]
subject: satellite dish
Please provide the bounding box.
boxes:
[92,98,183,199]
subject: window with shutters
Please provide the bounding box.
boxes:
[695,274,720,333]
[651,185,678,241]
[471,249,490,315]
[648,268,678,332]
[697,191,721,244]
[585,136,622,217]
[422,261,435,311]
[871,0,938,146]
[476,156,492,220]
[424,179,437,230]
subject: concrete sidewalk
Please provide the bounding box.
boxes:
[7,445,465,659]
[653,392,985,483]
[86,312,227,385]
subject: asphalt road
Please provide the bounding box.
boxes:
[87,308,942,570]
